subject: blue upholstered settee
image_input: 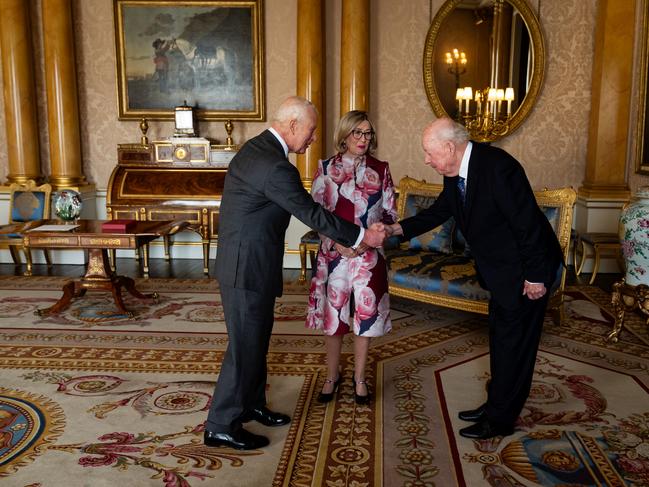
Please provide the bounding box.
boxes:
[385,177,576,324]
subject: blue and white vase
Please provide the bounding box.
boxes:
[620,186,649,286]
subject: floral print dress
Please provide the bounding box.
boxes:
[306,153,398,337]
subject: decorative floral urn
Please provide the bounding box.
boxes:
[620,186,649,286]
[53,190,83,222]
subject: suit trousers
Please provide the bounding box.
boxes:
[485,291,550,428]
[206,284,276,433]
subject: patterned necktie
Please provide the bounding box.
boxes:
[457,176,466,205]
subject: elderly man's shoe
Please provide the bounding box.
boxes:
[204,429,269,450]
[458,403,487,422]
[459,419,514,440]
[240,406,291,427]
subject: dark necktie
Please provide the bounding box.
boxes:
[457,176,466,205]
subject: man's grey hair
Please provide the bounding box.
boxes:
[273,96,317,124]
[432,118,470,144]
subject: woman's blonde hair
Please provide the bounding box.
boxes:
[333,110,377,154]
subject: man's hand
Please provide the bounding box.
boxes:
[385,223,403,237]
[334,242,357,258]
[523,281,547,300]
[362,223,386,248]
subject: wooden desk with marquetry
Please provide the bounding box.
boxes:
[106,144,227,275]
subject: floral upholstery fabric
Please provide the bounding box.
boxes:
[386,248,490,301]
[403,194,455,254]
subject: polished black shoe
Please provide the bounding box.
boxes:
[240,407,291,427]
[204,428,270,450]
[317,375,342,403]
[458,403,487,422]
[459,419,514,440]
[352,377,371,406]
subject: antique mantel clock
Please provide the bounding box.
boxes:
[174,101,196,137]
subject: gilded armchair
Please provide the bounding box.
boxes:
[0,180,53,275]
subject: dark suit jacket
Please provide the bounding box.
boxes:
[399,142,562,309]
[215,130,361,297]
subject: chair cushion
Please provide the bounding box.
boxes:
[386,248,490,300]
[300,230,321,245]
[12,191,47,222]
[408,219,455,254]
[402,193,454,253]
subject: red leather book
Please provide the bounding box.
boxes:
[102,219,137,232]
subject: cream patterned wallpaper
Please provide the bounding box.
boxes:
[0,0,647,194]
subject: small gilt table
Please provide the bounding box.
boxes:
[23,219,186,317]
[608,278,649,342]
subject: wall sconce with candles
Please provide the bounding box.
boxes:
[445,48,467,91]
[455,85,515,142]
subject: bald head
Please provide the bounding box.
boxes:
[271,96,318,154]
[421,117,469,176]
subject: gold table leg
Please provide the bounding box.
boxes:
[36,248,158,317]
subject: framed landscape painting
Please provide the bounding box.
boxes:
[113,0,265,121]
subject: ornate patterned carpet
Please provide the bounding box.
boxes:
[0,276,647,486]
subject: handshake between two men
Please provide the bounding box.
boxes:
[334,222,403,258]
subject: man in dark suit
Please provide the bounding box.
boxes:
[204,96,386,450]
[386,117,562,439]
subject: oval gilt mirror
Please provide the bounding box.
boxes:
[423,0,545,142]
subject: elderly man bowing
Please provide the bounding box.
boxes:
[386,117,562,439]
[204,96,386,450]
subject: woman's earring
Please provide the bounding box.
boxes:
[342,141,347,150]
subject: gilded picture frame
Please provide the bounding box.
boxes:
[635,0,649,175]
[113,0,265,121]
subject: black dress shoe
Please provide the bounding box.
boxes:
[240,406,291,427]
[317,375,342,403]
[459,419,514,440]
[204,429,270,450]
[458,403,487,422]
[352,377,371,406]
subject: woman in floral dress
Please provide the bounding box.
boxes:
[306,110,398,405]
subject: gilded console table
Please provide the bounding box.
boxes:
[106,144,227,274]
[608,278,649,342]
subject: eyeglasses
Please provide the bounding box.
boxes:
[350,129,374,141]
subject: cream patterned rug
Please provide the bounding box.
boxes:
[0,276,647,486]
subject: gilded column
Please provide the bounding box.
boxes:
[0,0,42,184]
[579,0,634,201]
[340,0,370,113]
[296,0,325,189]
[42,0,87,189]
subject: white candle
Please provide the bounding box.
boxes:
[504,87,515,116]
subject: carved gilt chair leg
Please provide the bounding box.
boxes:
[298,242,307,283]
[9,245,21,265]
[574,239,586,276]
[23,248,33,277]
[108,249,117,272]
[164,235,171,261]
[44,249,52,268]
